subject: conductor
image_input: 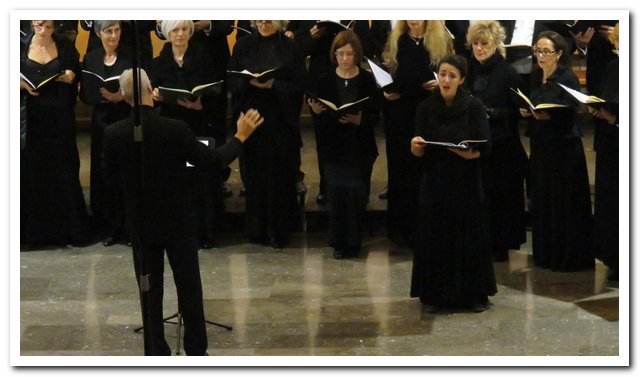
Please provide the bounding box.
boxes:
[103,68,264,356]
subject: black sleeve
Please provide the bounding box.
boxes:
[179,121,243,169]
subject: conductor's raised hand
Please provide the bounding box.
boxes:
[235,109,265,142]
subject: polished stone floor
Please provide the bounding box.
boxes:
[17,114,623,364]
[19,232,619,360]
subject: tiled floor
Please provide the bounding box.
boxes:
[17,115,623,364]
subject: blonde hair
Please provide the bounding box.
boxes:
[160,20,194,40]
[609,22,619,47]
[384,20,453,70]
[250,20,288,32]
[466,20,507,58]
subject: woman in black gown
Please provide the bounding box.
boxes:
[521,31,594,272]
[410,54,495,313]
[20,20,90,247]
[381,20,452,249]
[308,29,380,259]
[588,23,619,280]
[79,20,131,247]
[152,20,222,249]
[466,21,527,261]
[227,20,306,248]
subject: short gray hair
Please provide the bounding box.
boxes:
[160,20,194,40]
[119,68,152,101]
[94,20,121,35]
[250,20,288,32]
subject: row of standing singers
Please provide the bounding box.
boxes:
[20,20,619,318]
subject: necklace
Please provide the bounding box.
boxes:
[338,68,357,87]
[409,35,422,46]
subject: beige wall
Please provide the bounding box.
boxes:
[75,20,240,61]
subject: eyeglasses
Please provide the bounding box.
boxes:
[532,48,557,57]
[335,51,356,57]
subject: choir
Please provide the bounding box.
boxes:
[20,19,621,307]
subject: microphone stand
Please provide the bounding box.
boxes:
[129,20,157,356]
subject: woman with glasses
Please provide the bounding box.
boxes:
[228,20,306,248]
[465,21,527,262]
[520,31,594,272]
[79,21,132,247]
[307,30,380,259]
[380,20,452,250]
[152,20,223,249]
[410,55,495,313]
[20,20,91,247]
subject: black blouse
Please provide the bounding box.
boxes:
[313,68,381,161]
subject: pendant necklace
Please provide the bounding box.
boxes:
[409,35,422,46]
[344,79,349,87]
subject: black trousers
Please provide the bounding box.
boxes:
[132,238,207,356]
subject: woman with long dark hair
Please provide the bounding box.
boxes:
[410,55,495,313]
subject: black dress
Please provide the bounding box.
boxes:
[467,52,527,259]
[593,58,619,271]
[410,88,496,308]
[527,66,594,271]
[228,31,306,245]
[313,69,380,254]
[20,33,90,245]
[79,46,132,238]
[152,41,224,246]
[383,32,434,249]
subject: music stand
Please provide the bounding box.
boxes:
[134,312,232,355]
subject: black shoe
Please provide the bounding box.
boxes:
[333,248,346,259]
[316,193,327,204]
[221,183,232,198]
[471,301,489,313]
[102,236,116,247]
[296,181,307,195]
[239,187,246,197]
[378,188,388,200]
